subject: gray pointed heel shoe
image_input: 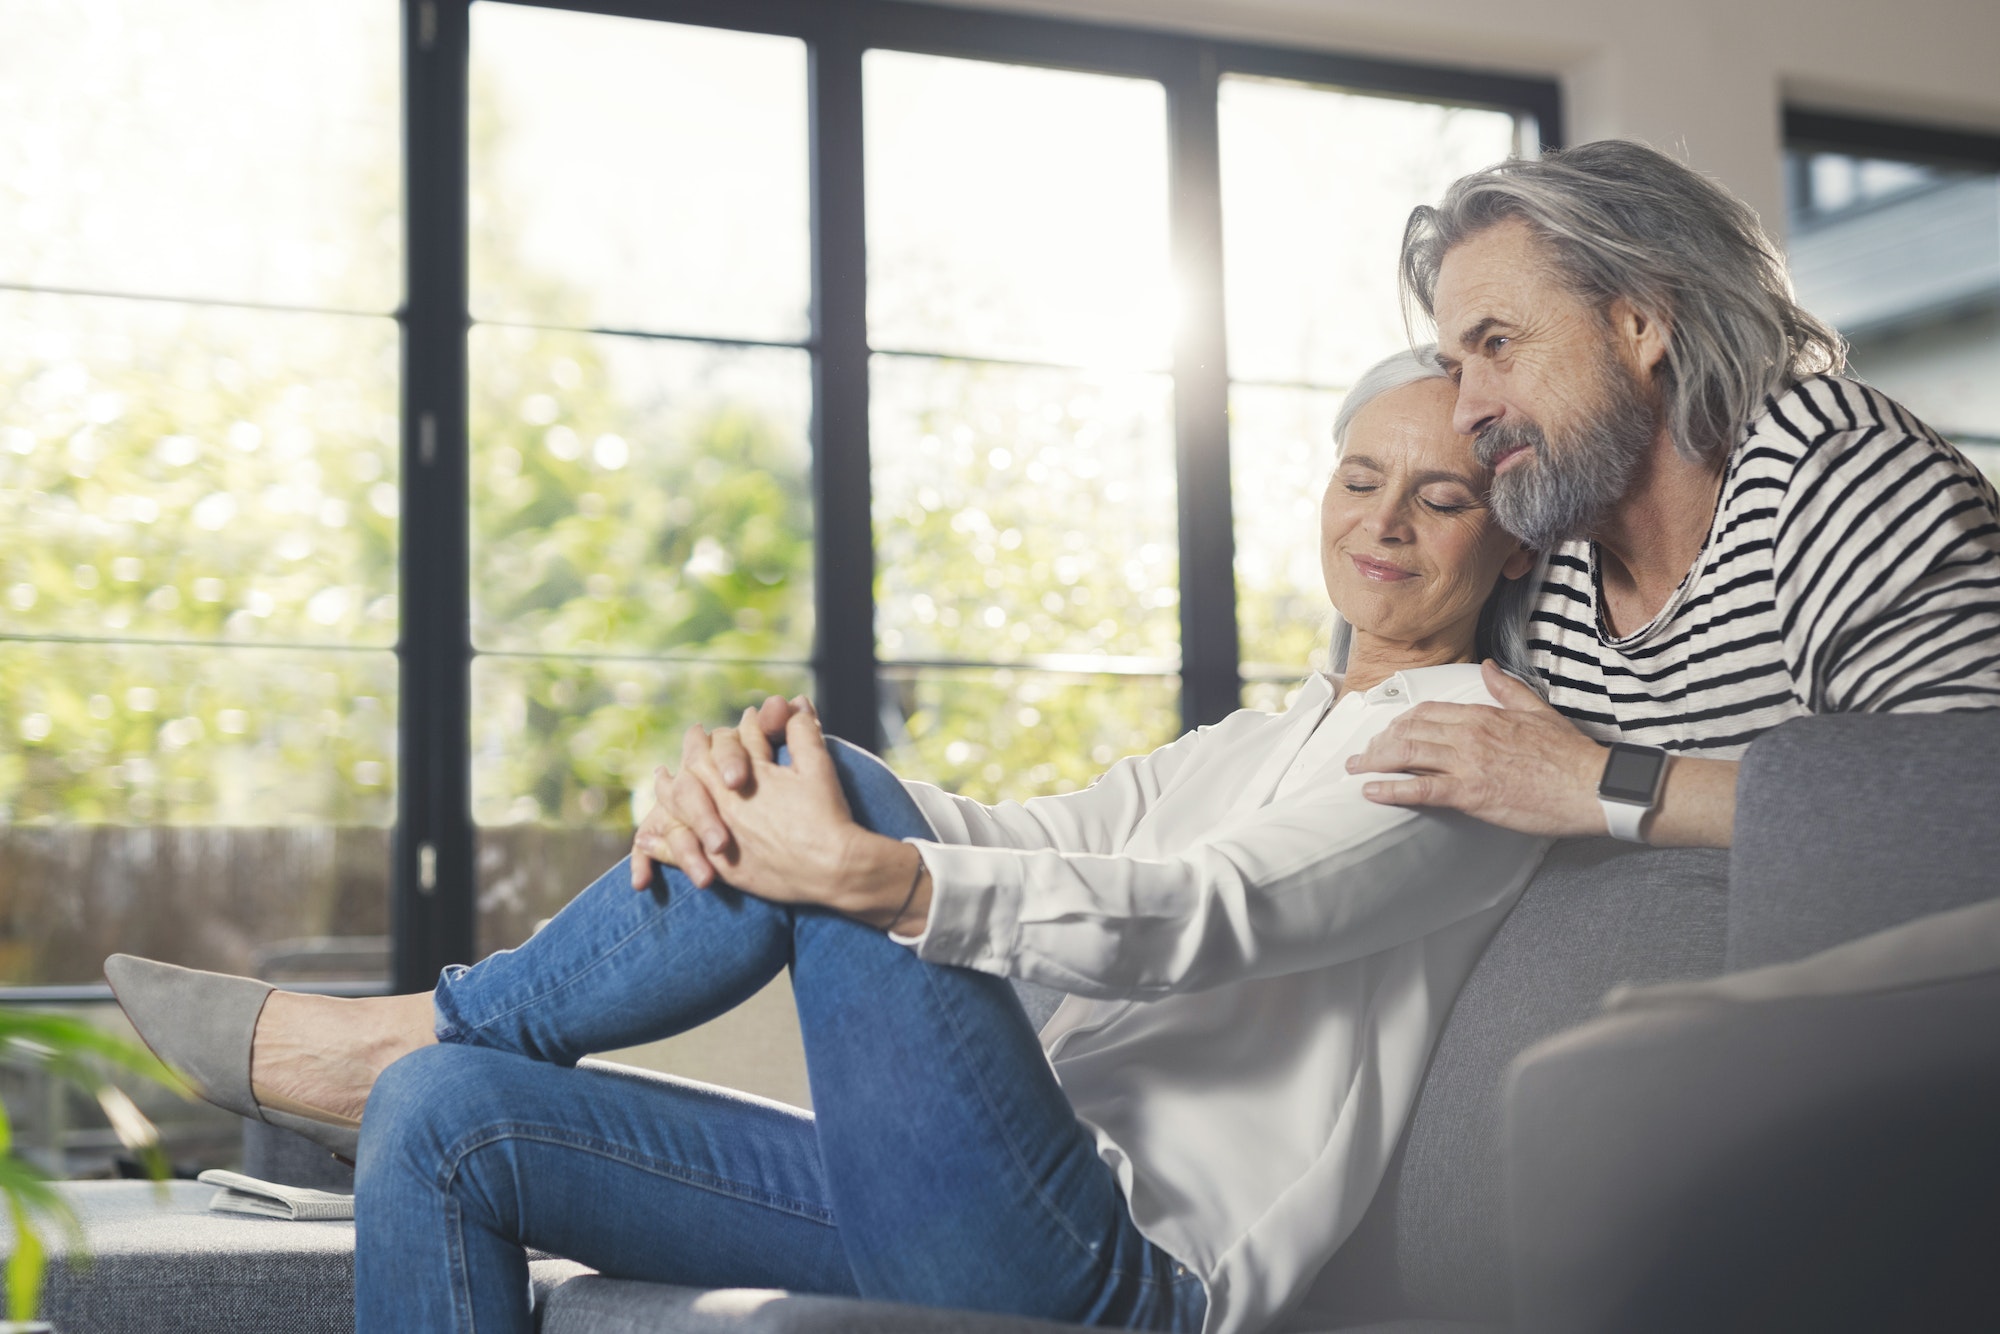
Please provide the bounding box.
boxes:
[103,954,361,1165]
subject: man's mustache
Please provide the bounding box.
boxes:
[1474,421,1544,471]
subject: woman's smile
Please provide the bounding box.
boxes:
[1349,553,1419,582]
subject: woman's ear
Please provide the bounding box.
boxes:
[1501,545,1536,580]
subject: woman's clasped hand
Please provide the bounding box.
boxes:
[629,695,933,935]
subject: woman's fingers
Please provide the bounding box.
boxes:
[673,727,737,856]
[630,805,714,889]
[709,726,754,790]
[736,705,776,768]
[755,693,798,745]
[665,822,716,888]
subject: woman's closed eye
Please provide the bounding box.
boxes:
[1420,490,1481,515]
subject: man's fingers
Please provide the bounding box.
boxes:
[665,824,715,887]
[1362,774,1455,807]
[629,844,652,891]
[1483,659,1553,712]
[1351,735,1458,775]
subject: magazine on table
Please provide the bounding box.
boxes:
[199,1168,355,1221]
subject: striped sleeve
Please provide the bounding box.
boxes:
[1771,378,2000,715]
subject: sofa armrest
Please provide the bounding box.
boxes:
[1730,710,2000,969]
[1504,899,2000,1334]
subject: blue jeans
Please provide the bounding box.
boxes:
[354,740,1207,1333]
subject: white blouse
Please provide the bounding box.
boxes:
[898,663,1548,1334]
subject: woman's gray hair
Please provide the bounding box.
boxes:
[1323,346,1545,687]
[1400,139,1846,464]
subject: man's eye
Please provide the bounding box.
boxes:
[1485,335,1510,355]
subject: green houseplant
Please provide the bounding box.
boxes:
[0,1009,179,1328]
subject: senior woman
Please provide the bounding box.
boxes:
[107,346,1548,1334]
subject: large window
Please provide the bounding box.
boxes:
[1219,79,1524,710]
[1783,112,2000,483]
[1,0,403,991]
[4,0,1557,1020]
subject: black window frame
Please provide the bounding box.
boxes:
[3,0,1560,1001]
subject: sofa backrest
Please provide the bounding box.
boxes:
[1284,839,1731,1328]
[1730,710,2000,969]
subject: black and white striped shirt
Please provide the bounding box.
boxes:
[1530,376,2000,758]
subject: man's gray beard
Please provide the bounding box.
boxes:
[1477,366,1657,551]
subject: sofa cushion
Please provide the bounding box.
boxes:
[1730,709,2000,969]
[538,1279,1094,1334]
[1506,899,2000,1333]
[0,1180,584,1333]
[536,1278,1502,1334]
[1294,840,1729,1325]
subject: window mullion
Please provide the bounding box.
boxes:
[1166,44,1239,729]
[396,0,474,992]
[808,14,883,753]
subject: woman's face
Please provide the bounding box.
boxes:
[1321,378,1533,660]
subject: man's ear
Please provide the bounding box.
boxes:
[1607,297,1670,378]
[1502,544,1536,580]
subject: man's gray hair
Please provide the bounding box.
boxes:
[1324,345,1544,687]
[1400,139,1846,463]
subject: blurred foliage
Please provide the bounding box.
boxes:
[0,1007,179,1321]
[0,20,1372,850]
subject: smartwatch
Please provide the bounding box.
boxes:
[1597,742,1669,842]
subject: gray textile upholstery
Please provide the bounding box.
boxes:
[1506,897,2000,1333]
[0,1181,583,1333]
[537,1279,1498,1334]
[1011,978,1066,1033]
[1296,839,1728,1325]
[1730,709,2000,968]
[539,1280,1094,1334]
[4,1181,353,1334]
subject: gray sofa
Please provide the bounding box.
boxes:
[13,712,1999,1333]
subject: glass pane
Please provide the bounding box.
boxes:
[470,4,808,341]
[880,667,1181,804]
[0,290,400,647]
[472,656,811,956]
[0,642,394,984]
[1785,152,2000,468]
[871,356,1179,665]
[470,326,813,658]
[865,51,1171,369]
[0,0,400,312]
[1231,384,1341,677]
[1219,78,1519,386]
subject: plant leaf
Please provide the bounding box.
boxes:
[0,1012,181,1091]
[6,1197,46,1325]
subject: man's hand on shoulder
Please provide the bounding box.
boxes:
[1347,661,1608,838]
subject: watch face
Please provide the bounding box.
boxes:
[1601,744,1666,804]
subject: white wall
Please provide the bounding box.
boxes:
[932,0,2000,241]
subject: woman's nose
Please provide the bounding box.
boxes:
[1365,492,1414,541]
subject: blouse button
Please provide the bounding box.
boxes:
[1383,685,1401,698]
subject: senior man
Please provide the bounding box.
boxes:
[1351,138,2000,846]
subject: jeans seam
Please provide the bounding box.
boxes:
[434,1123,838,1228]
[444,1191,479,1334]
[921,964,1108,1267]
